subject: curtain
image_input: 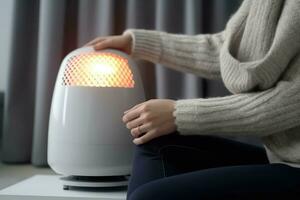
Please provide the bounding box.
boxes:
[1,0,242,166]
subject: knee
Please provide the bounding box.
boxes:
[127,187,148,200]
[134,133,179,155]
[127,182,162,200]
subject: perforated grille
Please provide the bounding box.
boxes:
[62,52,134,88]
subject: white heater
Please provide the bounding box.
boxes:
[47,47,145,189]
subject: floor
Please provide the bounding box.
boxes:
[0,175,127,199]
[0,161,55,190]
[0,162,127,199]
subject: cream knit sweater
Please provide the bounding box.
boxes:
[124,0,300,167]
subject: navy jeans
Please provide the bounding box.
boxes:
[127,133,300,200]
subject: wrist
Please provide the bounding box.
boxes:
[122,29,162,62]
[122,31,133,55]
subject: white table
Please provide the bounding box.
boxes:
[0,175,127,200]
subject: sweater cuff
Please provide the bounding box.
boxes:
[123,29,162,63]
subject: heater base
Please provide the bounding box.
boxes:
[60,175,130,190]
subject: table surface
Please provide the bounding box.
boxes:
[0,175,127,200]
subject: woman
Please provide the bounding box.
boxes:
[86,0,300,199]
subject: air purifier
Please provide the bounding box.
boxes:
[47,46,145,189]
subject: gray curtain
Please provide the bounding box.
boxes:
[1,0,242,166]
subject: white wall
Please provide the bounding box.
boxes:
[0,0,14,92]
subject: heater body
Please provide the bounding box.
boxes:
[48,47,145,178]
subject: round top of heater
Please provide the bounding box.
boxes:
[61,48,135,88]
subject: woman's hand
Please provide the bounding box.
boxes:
[123,99,177,145]
[84,33,132,54]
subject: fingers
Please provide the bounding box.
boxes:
[123,102,148,123]
[84,34,131,53]
[84,37,115,50]
[133,129,157,145]
[130,126,142,138]
[130,122,152,138]
[93,36,127,51]
[84,37,106,46]
[122,107,142,123]
[132,121,175,145]
[124,102,144,114]
[93,39,113,50]
[126,117,143,129]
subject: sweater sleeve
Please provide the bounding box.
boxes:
[174,78,300,137]
[123,29,225,80]
[122,1,252,80]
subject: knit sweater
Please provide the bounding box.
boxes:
[124,0,300,168]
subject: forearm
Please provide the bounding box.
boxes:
[174,80,300,137]
[124,29,225,80]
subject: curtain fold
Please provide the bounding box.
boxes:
[1,0,39,163]
[1,0,242,166]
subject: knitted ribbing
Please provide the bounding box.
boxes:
[124,0,300,167]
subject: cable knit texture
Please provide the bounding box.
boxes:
[124,0,300,167]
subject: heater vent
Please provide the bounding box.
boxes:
[62,52,134,88]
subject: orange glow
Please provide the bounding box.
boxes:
[62,52,134,88]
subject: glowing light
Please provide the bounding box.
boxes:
[62,52,135,88]
[90,63,115,75]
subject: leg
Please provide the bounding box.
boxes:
[129,163,300,200]
[126,132,268,198]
